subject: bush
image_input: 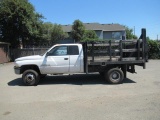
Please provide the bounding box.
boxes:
[147,40,160,59]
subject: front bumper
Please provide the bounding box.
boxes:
[14,66,21,74]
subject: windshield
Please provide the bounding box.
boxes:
[40,47,53,56]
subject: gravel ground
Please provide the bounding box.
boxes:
[0,60,160,120]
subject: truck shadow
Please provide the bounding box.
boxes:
[8,74,136,86]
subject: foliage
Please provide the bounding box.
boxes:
[0,0,43,47]
[71,20,85,42]
[147,37,160,59]
[81,30,98,42]
[39,22,54,41]
[34,22,68,45]
[125,26,137,39]
[51,24,68,42]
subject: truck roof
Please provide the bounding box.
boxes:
[54,43,81,46]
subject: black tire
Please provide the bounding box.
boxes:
[22,69,40,86]
[105,68,124,84]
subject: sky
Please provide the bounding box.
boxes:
[29,0,160,40]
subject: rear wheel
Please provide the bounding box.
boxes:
[105,68,124,84]
[22,69,40,86]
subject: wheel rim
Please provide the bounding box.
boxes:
[110,71,120,81]
[24,73,35,84]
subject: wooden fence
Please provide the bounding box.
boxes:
[12,48,48,60]
[0,42,10,64]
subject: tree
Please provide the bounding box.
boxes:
[147,37,160,59]
[82,30,98,42]
[125,26,137,39]
[71,20,85,42]
[51,24,68,42]
[39,22,54,41]
[0,0,43,47]
[33,23,68,45]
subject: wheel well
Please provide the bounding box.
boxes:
[20,65,40,74]
[103,65,121,72]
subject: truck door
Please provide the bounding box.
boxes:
[68,45,81,73]
[41,46,69,74]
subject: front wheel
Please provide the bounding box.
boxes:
[22,69,40,86]
[105,68,124,84]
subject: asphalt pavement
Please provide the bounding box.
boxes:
[0,60,160,120]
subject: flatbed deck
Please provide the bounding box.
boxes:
[82,28,148,73]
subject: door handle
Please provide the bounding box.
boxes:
[64,58,69,60]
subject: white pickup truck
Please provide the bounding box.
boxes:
[14,29,148,86]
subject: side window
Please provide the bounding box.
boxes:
[69,46,79,55]
[48,46,68,56]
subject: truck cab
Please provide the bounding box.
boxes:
[14,44,84,85]
[40,44,84,74]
